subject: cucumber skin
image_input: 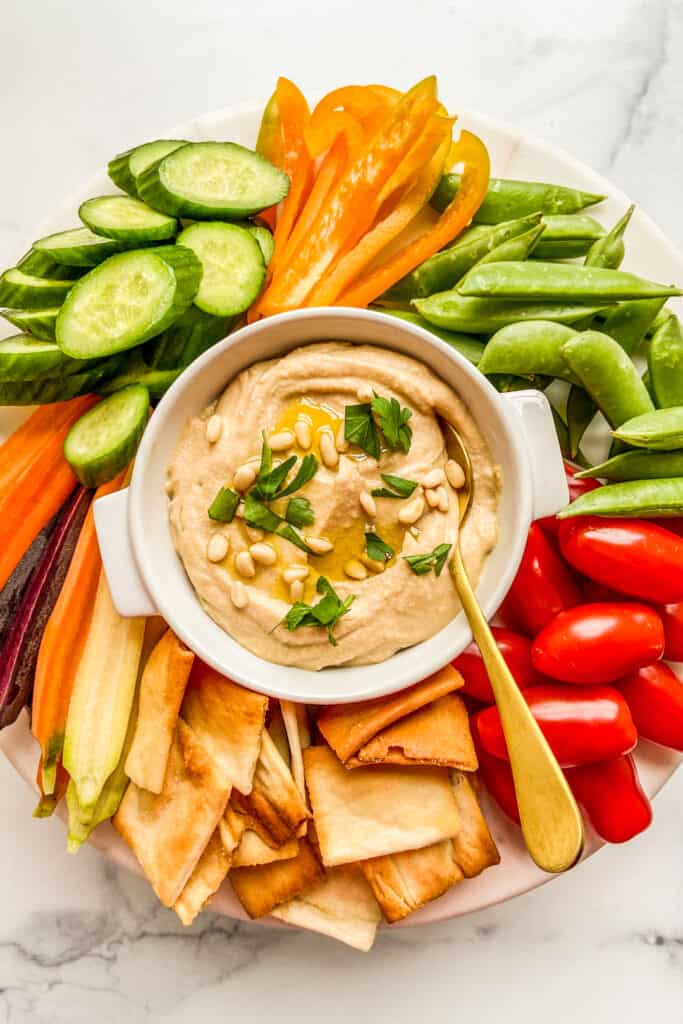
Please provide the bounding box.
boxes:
[64,384,149,487]
[2,308,58,342]
[137,141,290,220]
[33,228,129,267]
[0,335,79,381]
[107,149,137,196]
[0,272,73,310]
[99,366,181,402]
[16,250,84,280]
[0,365,110,405]
[79,196,178,243]
[146,306,233,369]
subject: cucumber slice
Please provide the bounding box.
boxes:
[99,364,181,402]
[79,195,178,243]
[247,224,274,265]
[0,269,73,310]
[109,140,187,197]
[56,245,201,359]
[147,305,233,369]
[16,250,83,280]
[0,334,74,379]
[177,222,265,316]
[33,227,128,267]
[64,384,149,486]
[137,141,289,219]
[2,307,59,341]
[0,366,110,405]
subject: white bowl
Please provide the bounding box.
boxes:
[94,306,568,704]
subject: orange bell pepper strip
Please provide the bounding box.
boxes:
[256,90,284,230]
[268,78,313,274]
[311,85,392,138]
[306,124,452,307]
[337,129,490,308]
[258,77,439,315]
[376,112,455,209]
[305,110,364,160]
[279,134,349,271]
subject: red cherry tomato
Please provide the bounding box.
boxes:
[532,603,664,684]
[474,683,638,768]
[580,579,625,603]
[499,523,581,636]
[658,602,683,662]
[453,626,540,704]
[566,755,652,843]
[472,728,520,824]
[559,517,683,604]
[539,462,601,538]
[615,662,683,751]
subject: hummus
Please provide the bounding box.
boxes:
[167,342,500,669]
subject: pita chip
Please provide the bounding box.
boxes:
[230,838,323,918]
[450,770,500,877]
[273,865,382,952]
[114,719,230,906]
[304,745,461,866]
[125,629,195,794]
[362,840,464,923]
[232,829,299,868]
[349,693,478,770]
[317,664,463,762]
[181,661,267,794]
[219,801,247,855]
[234,730,309,845]
[173,829,232,926]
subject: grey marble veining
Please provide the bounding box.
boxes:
[1,0,683,1020]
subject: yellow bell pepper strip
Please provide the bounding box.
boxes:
[269,78,313,275]
[258,77,439,315]
[338,129,490,308]
[311,85,394,140]
[376,112,455,209]
[256,90,284,230]
[306,125,452,308]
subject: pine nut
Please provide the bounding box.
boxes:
[344,559,368,580]
[289,579,305,602]
[409,526,420,538]
[205,414,223,444]
[235,550,256,578]
[306,536,334,555]
[250,542,276,565]
[359,490,377,519]
[335,422,349,453]
[207,534,229,563]
[398,495,425,525]
[233,463,257,492]
[283,565,309,583]
[246,526,264,542]
[230,580,248,609]
[425,487,440,508]
[320,430,339,468]
[164,477,174,495]
[362,554,386,574]
[446,459,465,489]
[270,430,295,452]
[436,485,449,513]
[294,419,312,450]
[356,382,373,403]
[422,468,445,489]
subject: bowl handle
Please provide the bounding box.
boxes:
[93,488,158,617]
[502,390,569,520]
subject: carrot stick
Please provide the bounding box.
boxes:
[32,468,127,795]
[0,396,95,494]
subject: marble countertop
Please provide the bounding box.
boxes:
[1,0,682,1020]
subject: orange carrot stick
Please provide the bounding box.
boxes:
[31,467,128,795]
[0,396,95,494]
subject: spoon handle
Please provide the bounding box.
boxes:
[450,545,584,874]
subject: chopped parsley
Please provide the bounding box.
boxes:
[404,542,452,577]
[285,496,314,528]
[283,576,355,645]
[371,394,413,453]
[243,492,282,532]
[371,472,418,499]
[207,487,240,523]
[344,402,380,459]
[275,453,318,499]
[365,531,394,563]
[276,523,313,554]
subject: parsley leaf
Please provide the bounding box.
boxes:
[275,453,318,499]
[208,487,240,522]
[258,431,272,478]
[276,523,313,554]
[344,403,380,459]
[404,542,452,577]
[243,492,282,532]
[365,531,394,563]
[283,575,355,645]
[252,454,298,501]
[286,496,314,528]
[371,472,418,499]
[371,394,413,453]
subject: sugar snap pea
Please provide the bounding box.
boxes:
[561,330,654,429]
[598,297,667,355]
[377,309,486,365]
[413,294,611,334]
[431,173,604,223]
[613,407,683,450]
[548,400,590,469]
[584,205,634,269]
[532,215,606,260]
[648,313,683,408]
[576,449,683,481]
[558,477,683,518]
[566,385,596,457]
[458,261,681,302]
[476,223,545,265]
[380,214,542,302]
[478,321,579,381]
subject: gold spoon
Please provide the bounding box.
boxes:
[442,420,584,874]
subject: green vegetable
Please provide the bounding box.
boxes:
[613,406,683,450]
[245,224,275,265]
[79,195,177,243]
[208,487,240,522]
[561,330,654,429]
[0,334,78,380]
[404,543,452,577]
[243,493,282,532]
[375,310,485,365]
[64,385,150,487]
[577,449,683,481]
[285,496,314,528]
[146,306,233,369]
[413,293,611,334]
[283,575,355,645]
[32,226,129,268]
[371,472,418,499]
[558,477,683,518]
[648,314,683,408]
[16,249,83,280]
[371,394,412,453]
[108,140,187,197]
[0,365,112,405]
[365,531,394,562]
[56,246,202,359]
[344,402,380,458]
[478,321,578,382]
[475,222,545,265]
[137,141,290,219]
[431,174,604,223]
[458,261,681,302]
[531,214,606,261]
[276,523,313,554]
[97,361,181,402]
[2,307,59,342]
[599,298,668,355]
[584,205,634,269]
[566,385,596,457]
[177,222,265,316]
[255,452,318,502]
[0,269,73,309]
